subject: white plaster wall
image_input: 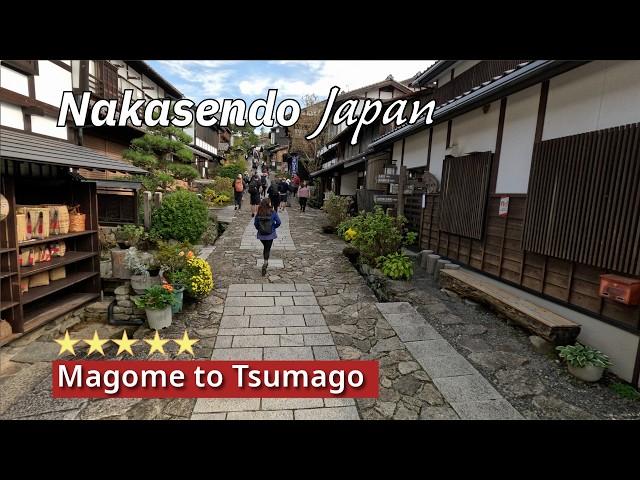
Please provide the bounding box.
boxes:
[429,123,448,181]
[402,128,429,169]
[60,60,71,66]
[34,61,72,107]
[196,138,217,155]
[496,84,541,193]
[31,115,68,139]
[340,170,358,195]
[380,90,393,100]
[0,66,29,96]
[0,102,25,129]
[543,60,640,140]
[576,315,639,385]
[450,101,500,155]
[454,60,481,77]
[392,140,403,163]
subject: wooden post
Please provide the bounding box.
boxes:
[397,165,406,218]
[143,191,152,230]
[153,192,163,209]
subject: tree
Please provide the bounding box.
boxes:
[290,94,327,173]
[122,105,198,192]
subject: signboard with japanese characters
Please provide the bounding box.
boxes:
[499,196,509,217]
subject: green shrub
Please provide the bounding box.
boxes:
[167,163,199,181]
[151,190,208,243]
[217,162,245,179]
[211,176,233,194]
[337,206,405,265]
[556,343,612,369]
[377,252,414,280]
[322,192,350,228]
[404,231,418,246]
[610,382,640,400]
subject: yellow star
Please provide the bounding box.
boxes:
[54,330,80,356]
[112,330,138,356]
[144,330,169,356]
[83,331,109,356]
[174,330,199,356]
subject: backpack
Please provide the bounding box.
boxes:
[260,176,267,186]
[234,179,244,192]
[248,180,258,194]
[257,215,273,236]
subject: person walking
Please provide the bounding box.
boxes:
[278,177,289,213]
[260,172,268,198]
[255,198,281,276]
[248,173,261,217]
[233,174,245,210]
[267,179,281,212]
[298,181,310,212]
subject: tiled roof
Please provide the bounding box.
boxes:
[0,127,148,174]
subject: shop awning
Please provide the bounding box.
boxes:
[0,127,148,174]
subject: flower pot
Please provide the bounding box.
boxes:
[568,363,605,382]
[100,259,112,277]
[130,274,161,294]
[145,306,172,330]
[171,284,185,314]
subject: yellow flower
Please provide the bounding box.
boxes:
[344,228,357,241]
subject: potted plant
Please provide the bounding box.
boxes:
[133,284,176,330]
[115,224,143,249]
[125,247,161,294]
[156,241,196,313]
[556,343,612,382]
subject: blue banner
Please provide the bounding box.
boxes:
[291,155,298,175]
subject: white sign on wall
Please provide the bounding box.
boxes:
[499,196,509,217]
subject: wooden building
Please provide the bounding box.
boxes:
[0,127,146,345]
[368,60,640,386]
[311,77,424,205]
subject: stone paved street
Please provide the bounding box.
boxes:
[5,192,633,420]
[192,282,359,420]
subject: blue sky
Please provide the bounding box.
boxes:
[148,60,435,105]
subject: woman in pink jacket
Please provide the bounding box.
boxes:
[297,181,310,212]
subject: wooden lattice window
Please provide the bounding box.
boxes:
[439,152,493,240]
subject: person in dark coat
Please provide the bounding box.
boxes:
[254,198,281,276]
[267,179,281,211]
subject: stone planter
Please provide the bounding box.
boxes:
[100,259,111,277]
[145,306,172,330]
[130,274,161,294]
[171,284,185,314]
[567,364,605,382]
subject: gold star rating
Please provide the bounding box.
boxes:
[174,330,199,356]
[84,331,109,356]
[55,330,80,356]
[112,330,138,356]
[144,330,169,355]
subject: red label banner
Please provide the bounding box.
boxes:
[52,360,379,398]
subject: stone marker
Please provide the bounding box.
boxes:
[420,250,434,269]
[426,254,440,274]
[434,259,451,281]
[111,249,130,279]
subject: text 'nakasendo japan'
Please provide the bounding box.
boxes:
[56,86,436,146]
[52,360,379,398]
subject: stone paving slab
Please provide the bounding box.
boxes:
[377,302,523,420]
[192,283,360,420]
[294,406,360,420]
[449,399,523,420]
[227,410,294,420]
[256,259,284,268]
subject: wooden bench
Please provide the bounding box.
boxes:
[440,268,581,345]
